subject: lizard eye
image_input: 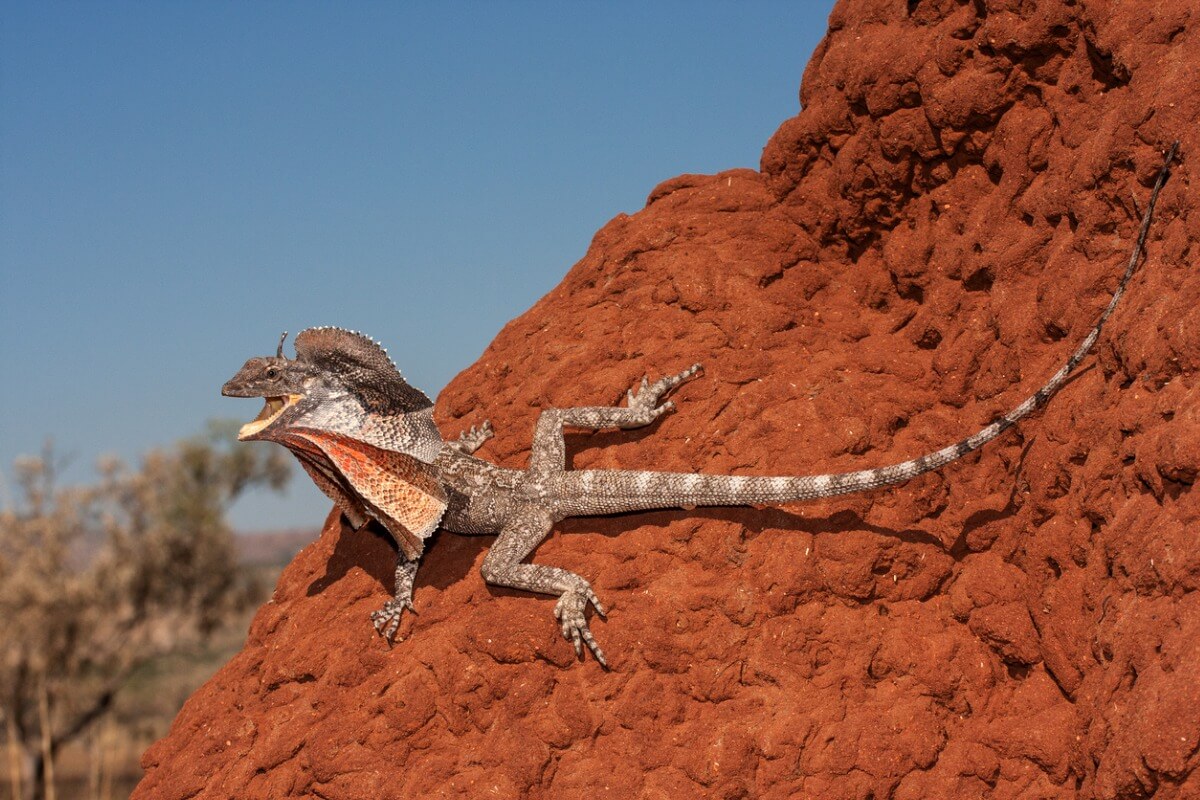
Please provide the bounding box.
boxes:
[266,366,279,379]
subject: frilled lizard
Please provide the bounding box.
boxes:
[221,144,1176,667]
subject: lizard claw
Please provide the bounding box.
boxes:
[371,596,416,643]
[554,585,609,668]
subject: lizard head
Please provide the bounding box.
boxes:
[221,331,318,440]
[222,327,437,444]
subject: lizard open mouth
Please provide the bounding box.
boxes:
[238,394,302,440]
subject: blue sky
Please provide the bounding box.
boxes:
[0,2,835,531]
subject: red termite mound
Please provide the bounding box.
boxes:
[136,2,1200,798]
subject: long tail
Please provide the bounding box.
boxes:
[565,143,1177,514]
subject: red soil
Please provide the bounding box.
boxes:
[135,1,1200,797]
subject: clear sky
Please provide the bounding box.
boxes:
[1,2,835,531]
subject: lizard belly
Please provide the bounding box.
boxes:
[434,447,528,535]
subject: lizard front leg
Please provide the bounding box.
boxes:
[480,505,609,666]
[530,364,702,473]
[370,553,419,642]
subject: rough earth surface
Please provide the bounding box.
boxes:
[136,1,1200,798]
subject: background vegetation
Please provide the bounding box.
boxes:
[0,425,304,800]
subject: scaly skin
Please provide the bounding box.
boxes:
[222,144,1177,667]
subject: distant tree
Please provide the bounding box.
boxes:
[0,423,290,800]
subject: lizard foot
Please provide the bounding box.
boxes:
[371,596,416,643]
[454,420,494,454]
[554,583,609,668]
[624,363,704,425]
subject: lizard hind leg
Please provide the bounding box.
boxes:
[529,363,703,474]
[481,505,610,667]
